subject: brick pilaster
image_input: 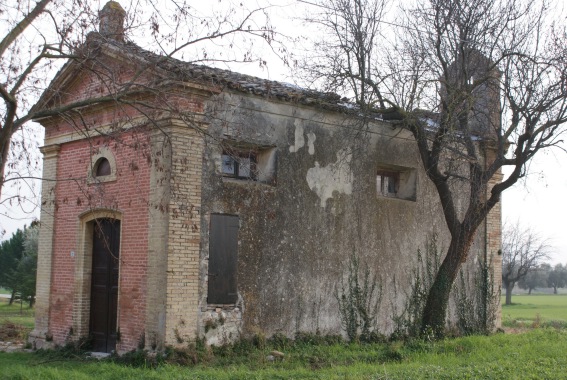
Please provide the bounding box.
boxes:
[487,174,502,328]
[485,146,503,328]
[144,128,172,350]
[164,123,204,346]
[29,144,60,348]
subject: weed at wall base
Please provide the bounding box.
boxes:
[334,253,382,342]
[391,235,440,340]
[454,253,497,335]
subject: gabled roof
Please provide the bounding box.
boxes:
[33,32,368,120]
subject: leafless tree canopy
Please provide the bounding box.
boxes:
[0,0,287,226]
[502,221,550,304]
[300,0,567,334]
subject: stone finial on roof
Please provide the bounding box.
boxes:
[99,1,126,41]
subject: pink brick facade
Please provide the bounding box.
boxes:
[29,46,210,351]
[30,131,153,352]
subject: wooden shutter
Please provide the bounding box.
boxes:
[208,214,239,304]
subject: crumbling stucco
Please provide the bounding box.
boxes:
[36,85,495,350]
[198,92,493,343]
[306,148,353,207]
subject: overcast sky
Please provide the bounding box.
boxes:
[1,0,566,265]
[502,143,567,264]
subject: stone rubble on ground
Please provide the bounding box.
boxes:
[0,340,32,353]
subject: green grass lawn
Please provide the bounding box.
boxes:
[501,294,567,327]
[0,329,566,379]
[1,294,566,378]
[0,297,35,329]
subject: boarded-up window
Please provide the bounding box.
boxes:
[208,214,239,304]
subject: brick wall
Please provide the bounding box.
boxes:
[33,38,214,351]
[42,130,152,352]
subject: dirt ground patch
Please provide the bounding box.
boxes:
[0,320,32,353]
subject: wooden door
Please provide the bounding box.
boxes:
[208,214,239,304]
[89,219,120,352]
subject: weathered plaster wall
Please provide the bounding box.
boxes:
[199,93,486,341]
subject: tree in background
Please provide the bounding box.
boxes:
[547,263,567,294]
[0,227,25,304]
[518,263,551,295]
[501,223,550,304]
[300,0,567,335]
[10,222,38,307]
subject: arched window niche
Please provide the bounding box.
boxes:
[88,148,117,183]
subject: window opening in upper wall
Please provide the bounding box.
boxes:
[376,165,417,201]
[95,157,111,177]
[221,150,257,180]
[88,149,117,184]
[220,143,277,185]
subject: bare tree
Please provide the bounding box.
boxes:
[300,0,567,335]
[0,0,285,225]
[502,222,550,305]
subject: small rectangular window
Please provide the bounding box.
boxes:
[220,143,277,185]
[221,151,257,180]
[376,165,417,201]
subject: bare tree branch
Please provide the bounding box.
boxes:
[298,0,567,335]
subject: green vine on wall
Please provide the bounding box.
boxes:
[335,254,382,342]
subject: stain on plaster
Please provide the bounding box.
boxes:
[306,148,353,207]
[289,122,305,153]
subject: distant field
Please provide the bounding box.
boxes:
[501,294,567,326]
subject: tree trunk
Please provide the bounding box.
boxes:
[8,289,15,305]
[553,286,558,294]
[421,234,473,336]
[505,282,514,305]
[528,288,532,295]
